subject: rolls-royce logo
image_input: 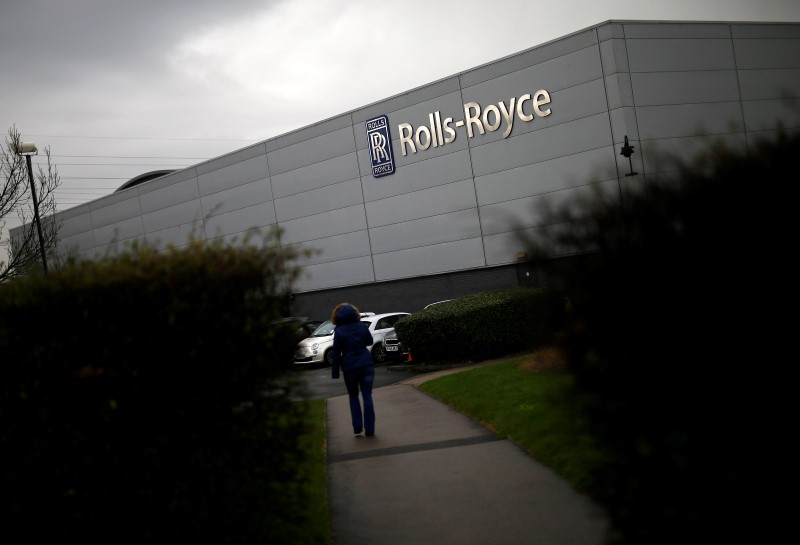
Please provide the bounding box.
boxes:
[365,115,395,178]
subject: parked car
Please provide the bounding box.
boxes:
[382,328,410,363]
[424,299,452,309]
[361,312,411,364]
[271,316,324,342]
[296,319,324,339]
[292,312,375,366]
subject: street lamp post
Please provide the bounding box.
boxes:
[17,142,48,273]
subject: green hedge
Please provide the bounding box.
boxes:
[521,132,796,544]
[0,237,320,543]
[394,287,564,363]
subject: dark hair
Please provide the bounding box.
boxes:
[330,302,360,325]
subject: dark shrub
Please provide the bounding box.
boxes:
[0,234,318,543]
[394,287,564,363]
[524,132,794,544]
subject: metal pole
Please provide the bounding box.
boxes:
[25,154,48,273]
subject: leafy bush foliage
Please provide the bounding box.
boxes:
[394,287,564,363]
[0,234,322,543]
[523,132,795,544]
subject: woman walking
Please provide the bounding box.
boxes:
[330,303,375,436]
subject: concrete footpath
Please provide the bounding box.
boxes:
[326,367,610,545]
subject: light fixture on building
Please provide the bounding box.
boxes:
[16,142,48,273]
[619,135,638,177]
[516,251,528,261]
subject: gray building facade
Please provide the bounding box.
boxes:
[31,20,800,318]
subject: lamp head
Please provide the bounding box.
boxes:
[619,135,634,158]
[16,142,38,155]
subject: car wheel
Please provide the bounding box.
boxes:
[372,343,387,364]
[324,348,335,367]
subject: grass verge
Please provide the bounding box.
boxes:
[297,398,331,545]
[418,353,609,494]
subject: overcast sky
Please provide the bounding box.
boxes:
[1,0,799,253]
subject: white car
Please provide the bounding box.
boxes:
[293,312,375,366]
[360,312,410,364]
[292,311,409,366]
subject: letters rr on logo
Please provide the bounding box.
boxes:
[365,115,396,178]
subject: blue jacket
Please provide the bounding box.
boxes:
[331,305,374,379]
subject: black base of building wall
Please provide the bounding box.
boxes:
[289,264,538,321]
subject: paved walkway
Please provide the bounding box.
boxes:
[326,366,610,545]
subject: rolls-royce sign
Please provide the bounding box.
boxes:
[398,90,551,156]
[365,115,395,178]
[366,89,552,178]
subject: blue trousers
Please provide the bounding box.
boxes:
[344,366,375,434]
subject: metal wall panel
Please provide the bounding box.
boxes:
[267,126,356,176]
[640,133,748,173]
[201,179,273,217]
[370,208,482,255]
[286,230,371,267]
[372,237,486,281]
[90,196,142,229]
[279,204,367,246]
[271,152,360,199]
[93,216,144,247]
[600,39,630,75]
[480,178,620,235]
[597,23,625,42]
[738,68,800,100]
[464,78,608,148]
[145,223,200,251]
[139,176,201,214]
[631,70,741,106]
[626,39,736,72]
[137,166,197,190]
[734,39,800,69]
[460,30,597,88]
[732,24,800,39]
[142,200,204,234]
[636,102,744,140]
[470,113,612,178]
[266,114,352,153]
[623,23,731,39]
[365,179,477,228]
[742,98,800,131]
[483,228,534,265]
[294,256,375,292]
[353,77,461,125]
[58,230,95,255]
[475,146,618,206]
[195,143,267,177]
[203,201,276,239]
[59,211,94,238]
[747,127,800,147]
[275,177,362,223]
[609,107,639,142]
[93,235,147,258]
[361,149,473,202]
[462,46,602,111]
[197,155,270,197]
[605,73,634,109]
